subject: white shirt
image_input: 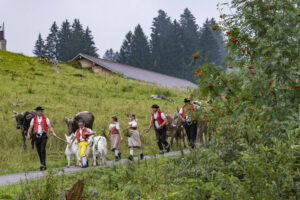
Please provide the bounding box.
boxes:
[152,112,166,128]
[128,120,137,128]
[179,104,200,120]
[78,128,93,141]
[109,122,120,131]
[30,116,50,134]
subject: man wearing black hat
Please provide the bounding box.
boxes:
[178,99,199,148]
[27,107,57,170]
[146,104,170,154]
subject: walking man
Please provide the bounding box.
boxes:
[178,98,199,148]
[146,104,170,154]
[27,106,57,170]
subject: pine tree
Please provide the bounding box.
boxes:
[117,31,133,65]
[57,20,72,61]
[207,18,227,61]
[180,8,200,60]
[166,20,186,77]
[150,10,173,72]
[44,22,59,60]
[199,19,221,65]
[103,48,118,61]
[130,24,152,69]
[82,27,98,57]
[33,33,45,57]
[64,19,85,61]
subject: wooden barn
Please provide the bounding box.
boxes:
[72,53,197,89]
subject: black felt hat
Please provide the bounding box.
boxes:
[184,98,191,103]
[35,106,45,111]
[151,104,159,109]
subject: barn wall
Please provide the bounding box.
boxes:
[92,66,112,75]
[78,59,94,69]
[77,58,112,75]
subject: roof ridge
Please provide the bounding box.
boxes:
[73,53,197,88]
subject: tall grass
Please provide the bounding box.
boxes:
[0,50,190,174]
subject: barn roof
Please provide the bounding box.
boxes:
[72,53,197,89]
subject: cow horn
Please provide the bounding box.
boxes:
[11,115,16,119]
[64,116,68,121]
[12,110,17,114]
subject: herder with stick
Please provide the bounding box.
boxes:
[27,106,57,171]
[145,104,170,154]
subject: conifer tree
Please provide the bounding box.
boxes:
[118,31,133,65]
[180,8,200,60]
[103,48,118,61]
[45,22,59,60]
[82,26,98,57]
[130,24,152,69]
[199,19,221,65]
[57,20,72,61]
[150,10,173,72]
[33,33,45,58]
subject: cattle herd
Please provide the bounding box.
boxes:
[12,110,207,167]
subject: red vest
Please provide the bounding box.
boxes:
[181,104,196,120]
[152,109,164,126]
[33,116,48,133]
[76,128,89,142]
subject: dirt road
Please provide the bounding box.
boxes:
[0,149,190,186]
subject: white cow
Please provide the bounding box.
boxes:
[91,136,107,166]
[65,134,81,167]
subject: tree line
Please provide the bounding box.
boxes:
[103,8,226,82]
[33,19,98,61]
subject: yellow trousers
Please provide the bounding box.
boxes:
[79,141,88,157]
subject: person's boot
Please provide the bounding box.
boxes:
[166,144,170,153]
[140,153,144,160]
[115,156,120,161]
[118,152,122,159]
[128,155,133,161]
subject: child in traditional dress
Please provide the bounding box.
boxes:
[69,120,95,168]
[108,116,123,161]
[127,114,144,161]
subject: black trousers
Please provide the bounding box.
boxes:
[184,121,197,146]
[34,133,48,166]
[155,127,169,150]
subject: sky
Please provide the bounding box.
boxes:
[0,0,229,57]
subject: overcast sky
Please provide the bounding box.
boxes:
[0,0,229,57]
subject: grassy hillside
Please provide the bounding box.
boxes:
[0,50,190,174]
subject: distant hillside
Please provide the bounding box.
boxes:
[0,50,189,174]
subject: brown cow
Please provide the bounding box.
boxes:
[64,111,95,135]
[12,110,36,150]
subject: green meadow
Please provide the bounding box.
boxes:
[0,50,191,174]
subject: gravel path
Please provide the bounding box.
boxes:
[0,149,190,186]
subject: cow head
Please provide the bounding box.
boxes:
[64,117,74,134]
[12,111,25,129]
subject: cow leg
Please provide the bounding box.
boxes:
[31,135,35,149]
[22,131,27,150]
[182,129,186,148]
